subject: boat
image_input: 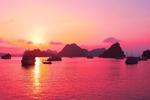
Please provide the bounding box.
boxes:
[21,55,35,66]
[1,53,11,59]
[125,57,139,64]
[42,60,52,64]
[47,56,62,61]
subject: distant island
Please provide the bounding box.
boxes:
[22,49,57,57]
[1,53,11,59]
[89,48,106,57]
[1,42,150,61]
[20,43,119,58]
[58,43,88,57]
[58,43,106,57]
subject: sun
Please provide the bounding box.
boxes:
[32,36,43,45]
[29,28,47,45]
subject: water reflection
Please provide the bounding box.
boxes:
[33,58,41,95]
[1,58,150,99]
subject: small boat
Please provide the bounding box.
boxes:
[125,57,139,64]
[42,60,52,64]
[47,56,62,61]
[1,53,11,59]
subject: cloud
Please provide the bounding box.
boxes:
[49,41,63,45]
[103,37,120,44]
[0,38,4,43]
[27,41,33,44]
[17,39,33,45]
[0,38,16,48]
[0,38,25,54]
[0,38,7,43]
[0,19,15,25]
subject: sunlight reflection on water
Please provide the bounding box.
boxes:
[1,58,150,100]
[33,58,41,96]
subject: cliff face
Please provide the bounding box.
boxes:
[142,50,150,59]
[58,43,88,57]
[100,43,125,59]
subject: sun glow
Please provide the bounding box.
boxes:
[32,36,43,45]
[33,57,41,94]
[28,27,47,45]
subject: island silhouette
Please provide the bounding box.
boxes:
[99,43,125,59]
[1,42,150,66]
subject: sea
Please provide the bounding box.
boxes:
[0,57,150,100]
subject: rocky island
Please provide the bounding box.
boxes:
[1,53,11,59]
[99,43,125,59]
[58,43,88,57]
[142,50,150,59]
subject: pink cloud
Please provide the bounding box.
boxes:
[103,37,120,44]
[81,44,105,51]
[0,38,24,55]
[0,38,16,48]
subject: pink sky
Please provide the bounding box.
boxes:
[0,0,150,55]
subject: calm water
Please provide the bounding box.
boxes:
[0,57,150,100]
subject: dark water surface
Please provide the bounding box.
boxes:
[0,57,150,100]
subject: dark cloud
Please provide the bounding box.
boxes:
[0,38,16,48]
[103,37,120,44]
[27,41,33,45]
[17,39,33,45]
[50,41,63,45]
[17,39,26,43]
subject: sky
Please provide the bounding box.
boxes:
[0,0,150,55]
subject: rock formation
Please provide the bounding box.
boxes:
[1,53,11,59]
[23,49,57,57]
[100,43,125,59]
[142,50,150,59]
[21,51,36,66]
[58,43,88,57]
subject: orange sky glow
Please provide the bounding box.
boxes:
[0,0,150,54]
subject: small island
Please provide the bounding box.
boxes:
[1,53,11,59]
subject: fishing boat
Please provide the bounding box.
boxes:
[125,57,139,64]
[47,56,62,61]
[42,60,52,64]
